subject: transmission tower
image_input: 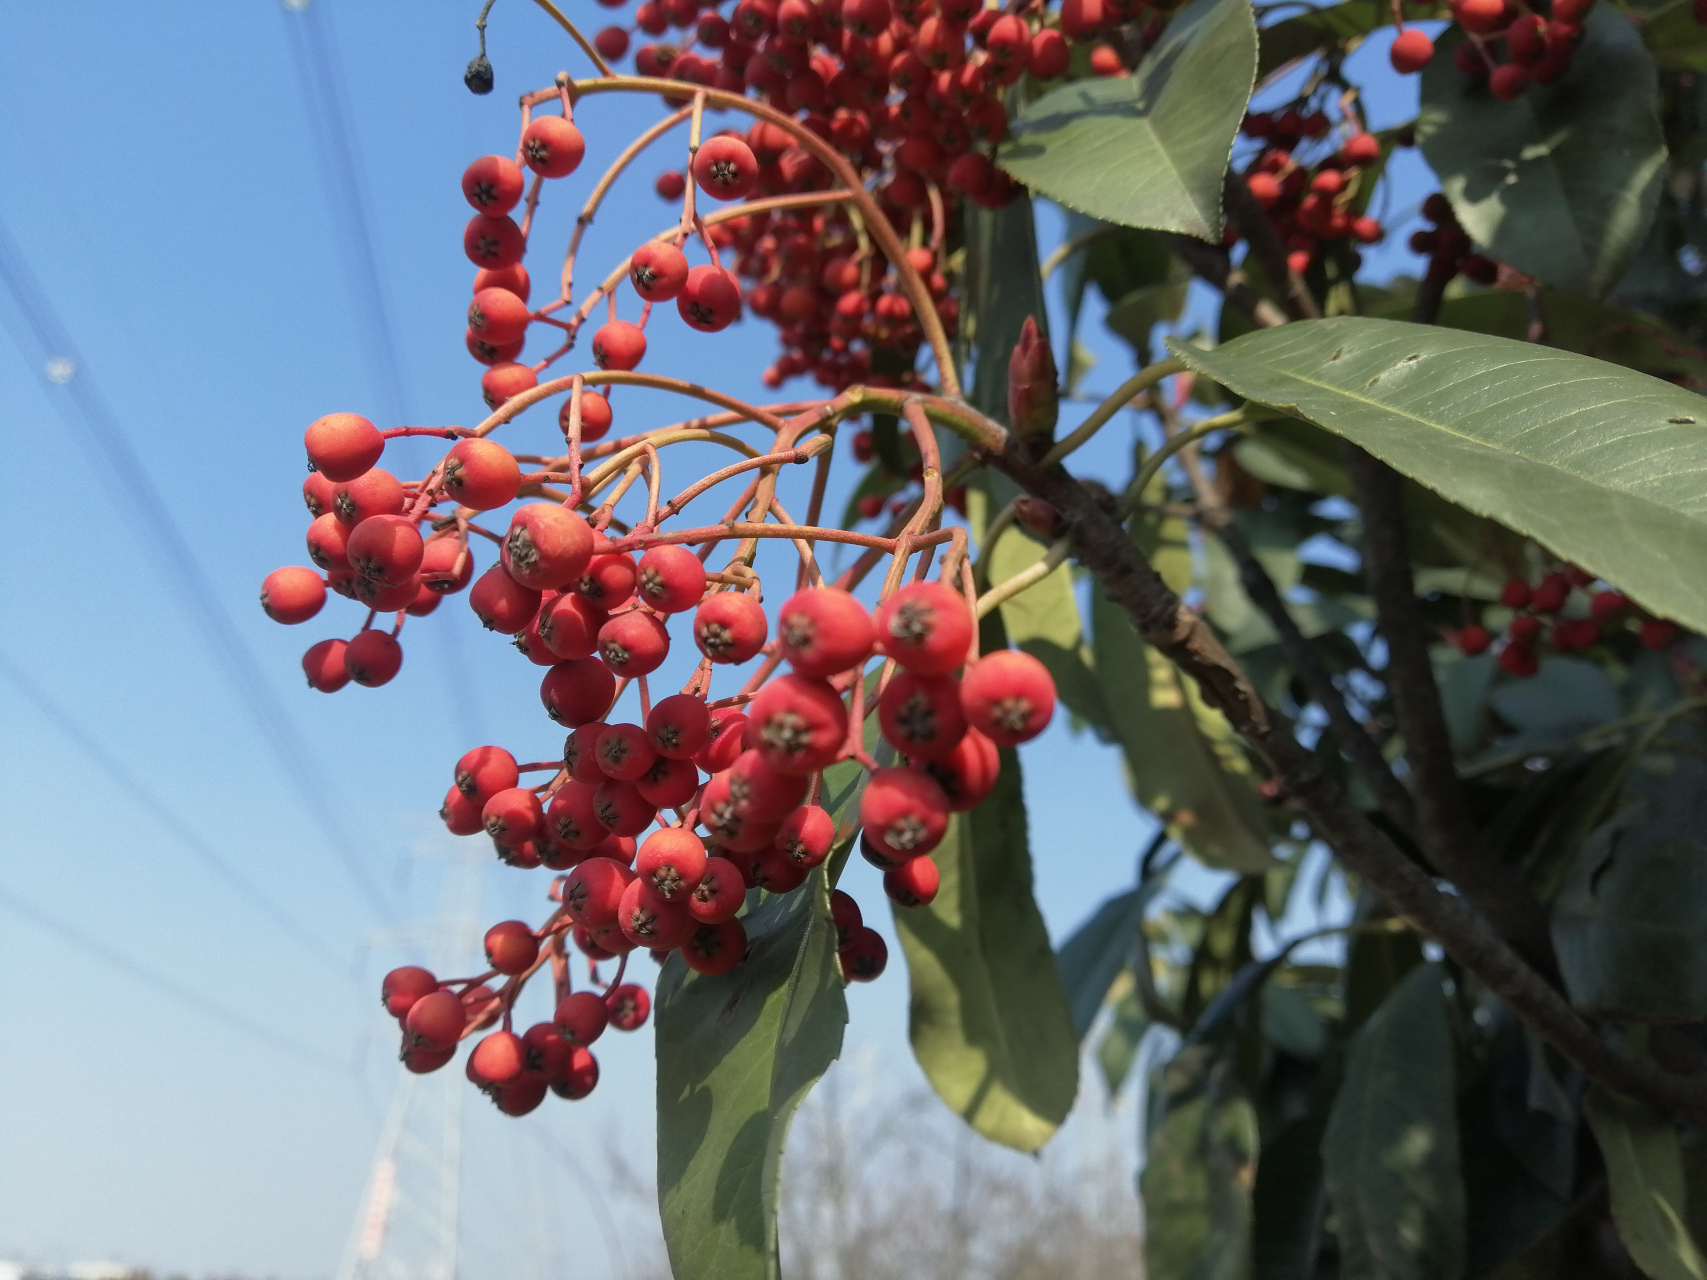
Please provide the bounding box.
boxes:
[337,845,485,1280]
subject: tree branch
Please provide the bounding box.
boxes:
[1158,232,1290,329]
[977,427,1707,1121]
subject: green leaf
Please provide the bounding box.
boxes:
[1417,8,1666,297]
[1058,888,1145,1040]
[1585,1089,1707,1280]
[1323,963,1466,1280]
[985,525,1111,732]
[1551,769,1707,1022]
[1639,0,1707,72]
[1257,0,1391,83]
[655,870,847,1280]
[1166,317,1707,633]
[963,196,1048,421]
[1259,982,1327,1060]
[1343,919,1425,1033]
[892,746,1080,1152]
[1142,1092,1260,1280]
[997,0,1257,240]
[1182,877,1260,1030]
[1097,982,1150,1095]
[1105,281,1192,364]
[1091,586,1277,872]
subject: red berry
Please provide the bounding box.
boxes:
[637,545,708,614]
[839,926,888,981]
[830,889,862,946]
[748,674,849,774]
[912,726,998,812]
[554,990,609,1046]
[469,286,531,347]
[595,722,657,781]
[382,966,439,1018]
[1454,625,1493,656]
[1589,591,1630,622]
[774,804,834,869]
[959,650,1055,746]
[521,115,587,178]
[860,766,950,860]
[1029,27,1069,77]
[331,468,406,526]
[456,745,520,802]
[564,724,610,784]
[694,592,769,663]
[303,471,337,518]
[1389,27,1434,73]
[552,1045,600,1100]
[483,364,539,416]
[1498,643,1540,677]
[441,786,484,834]
[306,514,352,572]
[443,438,522,512]
[688,856,746,923]
[474,263,531,303]
[598,609,671,676]
[404,990,466,1050]
[420,537,474,595]
[345,630,403,687]
[877,670,967,760]
[563,857,635,931]
[1531,572,1572,613]
[594,25,630,59]
[462,155,526,214]
[261,566,326,625]
[559,390,614,443]
[648,693,713,759]
[594,778,658,837]
[505,505,595,591]
[574,551,640,610]
[346,514,424,587]
[776,587,875,677]
[464,214,525,269]
[470,564,541,633]
[677,265,744,332]
[1088,43,1124,75]
[470,1030,527,1087]
[1641,619,1680,650]
[484,919,541,974]
[305,412,384,483]
[467,330,523,366]
[637,754,700,808]
[884,855,939,907]
[630,241,692,302]
[874,581,972,676]
[402,1042,455,1074]
[606,983,651,1031]
[1489,63,1529,100]
[1498,577,1532,608]
[619,877,695,949]
[520,1022,569,1081]
[656,170,687,200]
[303,639,351,692]
[637,827,708,898]
[541,657,619,726]
[683,919,748,974]
[693,711,749,774]
[726,748,811,819]
[692,135,759,200]
[592,320,648,371]
[547,779,606,849]
[483,787,544,848]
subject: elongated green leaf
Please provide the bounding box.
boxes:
[1640,0,1707,71]
[1097,982,1149,1094]
[1324,963,1465,1280]
[1552,769,1707,1022]
[1167,317,1707,632]
[893,747,1079,1152]
[1142,1093,1260,1280]
[1585,1089,1707,1280]
[655,870,847,1280]
[1091,587,1276,872]
[1058,888,1144,1040]
[1106,282,1192,365]
[997,0,1257,239]
[986,525,1110,731]
[1417,9,1666,297]
[1257,0,1390,82]
[963,196,1047,421]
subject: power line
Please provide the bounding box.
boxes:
[0,880,346,1073]
[0,648,352,978]
[0,211,395,920]
[280,0,411,426]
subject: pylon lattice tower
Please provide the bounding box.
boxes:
[336,845,484,1280]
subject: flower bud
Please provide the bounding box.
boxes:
[1006,315,1058,441]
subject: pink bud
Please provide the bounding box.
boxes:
[1006,315,1059,440]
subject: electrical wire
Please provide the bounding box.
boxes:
[0,880,347,1074]
[0,211,395,921]
[0,647,352,978]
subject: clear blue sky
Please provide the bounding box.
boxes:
[0,5,1427,1277]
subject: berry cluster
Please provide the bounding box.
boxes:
[1445,565,1681,676]
[1407,192,1499,289]
[1238,112,1385,279]
[1387,0,1593,99]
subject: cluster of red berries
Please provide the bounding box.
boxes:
[1406,192,1500,289]
[1387,0,1594,99]
[377,924,653,1115]
[1445,565,1681,676]
[1238,111,1386,279]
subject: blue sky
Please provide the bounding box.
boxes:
[0,5,1429,1277]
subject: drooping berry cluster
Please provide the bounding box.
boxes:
[1386,0,1594,99]
[1445,564,1682,677]
[1238,112,1385,280]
